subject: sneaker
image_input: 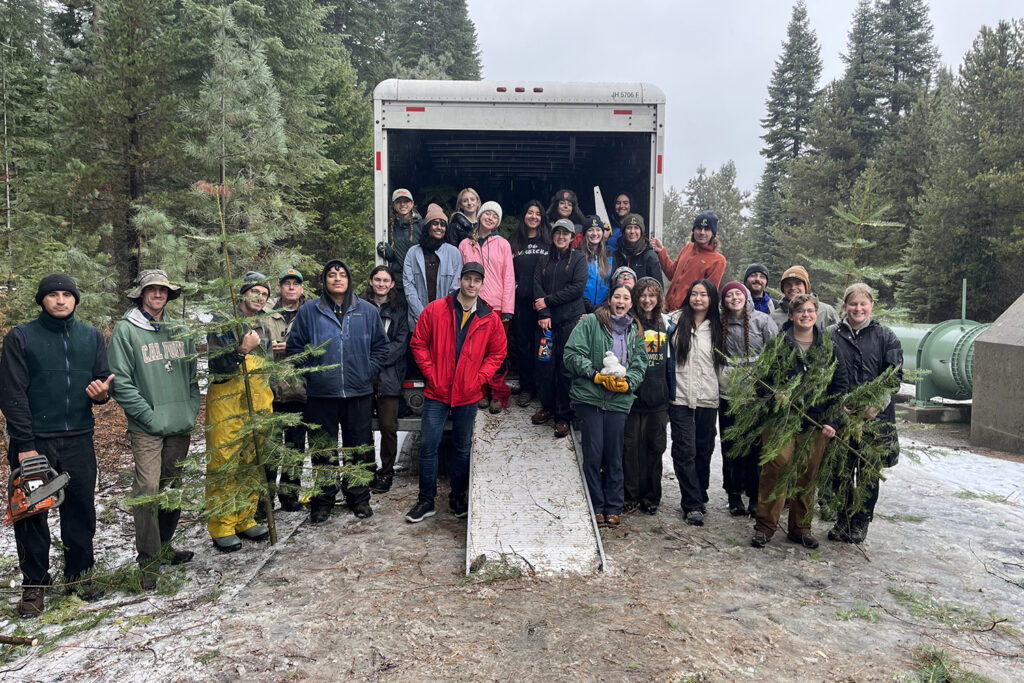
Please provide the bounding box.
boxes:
[167,550,195,566]
[212,534,242,552]
[370,474,393,494]
[489,400,504,414]
[786,531,820,549]
[553,422,570,438]
[309,507,331,524]
[728,493,746,516]
[623,501,638,514]
[640,504,659,516]
[18,586,44,618]
[477,397,490,409]
[605,514,621,527]
[685,510,704,526]
[516,392,533,408]
[449,495,468,518]
[280,498,303,512]
[405,499,436,523]
[238,524,270,541]
[531,409,552,425]
[750,530,770,548]
[352,503,374,519]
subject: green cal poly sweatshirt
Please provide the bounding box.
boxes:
[107,307,200,435]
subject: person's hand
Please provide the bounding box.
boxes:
[650,237,664,253]
[271,340,287,355]
[533,297,546,311]
[238,329,261,354]
[594,373,619,392]
[501,312,512,322]
[822,425,836,438]
[538,318,551,331]
[775,392,786,404]
[18,450,39,463]
[864,405,880,420]
[86,374,114,401]
[611,377,629,393]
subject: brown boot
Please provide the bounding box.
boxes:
[17,586,44,618]
[531,409,552,425]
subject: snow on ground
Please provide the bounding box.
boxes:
[1,415,1023,681]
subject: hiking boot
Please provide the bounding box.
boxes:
[640,504,659,516]
[139,567,159,591]
[489,400,504,414]
[786,531,820,549]
[553,422,570,438]
[848,518,869,544]
[750,530,770,548]
[828,518,851,543]
[405,499,436,523]
[685,510,704,526]
[238,524,270,541]
[352,503,374,519]
[605,514,621,528]
[168,550,195,565]
[370,473,393,494]
[309,507,331,524]
[477,397,490,409]
[449,495,468,519]
[516,392,533,408]
[623,500,638,514]
[595,513,606,528]
[73,579,106,603]
[280,498,303,512]
[728,493,746,516]
[18,586,44,618]
[531,409,552,425]
[212,534,242,552]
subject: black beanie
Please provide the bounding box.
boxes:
[35,273,81,305]
[744,263,769,282]
[239,271,268,296]
[692,210,719,237]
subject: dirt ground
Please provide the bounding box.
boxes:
[1,404,1022,682]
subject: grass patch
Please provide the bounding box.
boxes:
[898,646,993,682]
[878,513,928,523]
[953,490,1013,505]
[888,586,1015,633]
[836,599,879,622]
[465,554,524,585]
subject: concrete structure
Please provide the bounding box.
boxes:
[971,292,1024,454]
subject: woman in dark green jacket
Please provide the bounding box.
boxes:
[563,284,647,528]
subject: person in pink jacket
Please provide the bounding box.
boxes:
[458,200,514,412]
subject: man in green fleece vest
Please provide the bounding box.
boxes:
[108,269,200,589]
[0,274,113,617]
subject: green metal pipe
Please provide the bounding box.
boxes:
[891,320,990,405]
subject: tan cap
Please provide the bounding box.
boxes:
[128,269,181,300]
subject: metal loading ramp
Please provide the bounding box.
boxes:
[466,406,606,575]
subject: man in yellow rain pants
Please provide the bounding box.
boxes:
[205,272,274,552]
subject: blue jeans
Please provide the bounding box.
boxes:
[418,398,477,503]
[576,402,627,516]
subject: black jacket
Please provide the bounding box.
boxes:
[613,239,661,284]
[533,247,588,326]
[632,314,672,413]
[830,319,903,424]
[765,322,849,432]
[447,212,475,247]
[371,297,410,397]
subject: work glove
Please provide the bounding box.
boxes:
[376,241,394,260]
[593,372,621,392]
[610,377,629,393]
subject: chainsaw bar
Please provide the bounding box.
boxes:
[25,472,70,509]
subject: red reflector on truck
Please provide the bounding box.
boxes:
[613,109,633,115]
[406,106,425,112]
[497,87,507,92]
[375,151,381,171]
[533,87,543,92]
[515,87,525,92]
[657,155,663,174]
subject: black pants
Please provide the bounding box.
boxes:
[623,410,667,508]
[836,446,883,525]
[537,318,578,422]
[668,405,717,512]
[8,434,97,585]
[511,304,540,395]
[304,395,373,510]
[719,399,760,499]
[266,400,306,505]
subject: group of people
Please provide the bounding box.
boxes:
[0,185,902,619]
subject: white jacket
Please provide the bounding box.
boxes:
[669,315,720,409]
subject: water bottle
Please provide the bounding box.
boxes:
[537,328,552,362]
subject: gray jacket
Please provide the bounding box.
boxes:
[403,242,462,328]
[721,306,778,398]
[772,295,839,333]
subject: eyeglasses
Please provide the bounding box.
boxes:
[428,220,447,227]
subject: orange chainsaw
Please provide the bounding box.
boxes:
[4,455,70,524]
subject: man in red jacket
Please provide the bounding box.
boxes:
[650,210,727,311]
[406,262,507,523]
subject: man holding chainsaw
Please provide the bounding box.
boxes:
[0,274,113,617]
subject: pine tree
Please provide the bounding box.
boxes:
[751,1,822,281]
[679,163,750,282]
[840,0,887,158]
[324,0,396,90]
[875,0,938,126]
[390,0,482,80]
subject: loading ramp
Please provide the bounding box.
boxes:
[466,406,605,575]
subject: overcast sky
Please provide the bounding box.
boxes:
[466,0,1020,195]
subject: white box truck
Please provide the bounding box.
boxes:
[372,79,666,418]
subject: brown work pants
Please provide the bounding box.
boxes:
[754,430,826,537]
